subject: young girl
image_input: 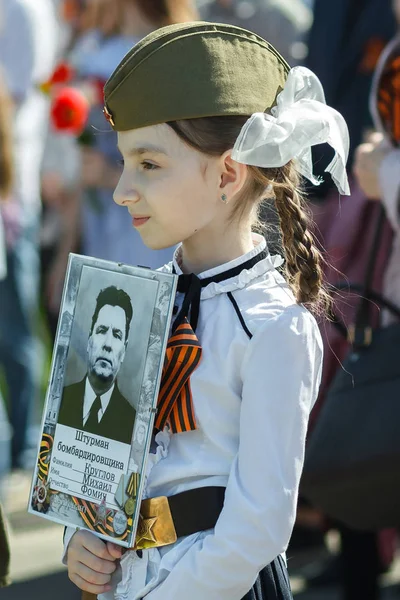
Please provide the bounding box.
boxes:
[64,21,350,600]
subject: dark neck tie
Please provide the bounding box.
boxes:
[155,250,268,434]
[172,249,268,332]
[84,395,102,432]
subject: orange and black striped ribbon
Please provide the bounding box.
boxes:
[36,433,58,501]
[155,318,202,434]
[377,50,400,146]
[126,472,139,498]
[38,433,53,481]
[71,496,132,541]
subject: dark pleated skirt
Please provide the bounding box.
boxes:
[242,555,293,600]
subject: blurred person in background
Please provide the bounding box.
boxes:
[0,0,59,470]
[0,67,14,589]
[306,0,396,188]
[42,0,199,333]
[0,70,13,281]
[40,0,88,340]
[354,0,400,327]
[353,25,400,599]
[297,1,398,598]
[40,132,82,340]
[0,66,14,484]
[199,0,312,65]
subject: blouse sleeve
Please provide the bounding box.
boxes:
[61,526,76,565]
[145,307,323,600]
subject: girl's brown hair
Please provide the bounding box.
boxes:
[0,72,14,199]
[134,0,199,26]
[168,116,327,310]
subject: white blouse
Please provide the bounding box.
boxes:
[64,234,323,600]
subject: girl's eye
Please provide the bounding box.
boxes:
[141,161,158,171]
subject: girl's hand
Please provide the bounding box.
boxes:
[67,530,122,594]
[353,132,389,200]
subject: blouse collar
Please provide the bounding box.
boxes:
[172,233,284,300]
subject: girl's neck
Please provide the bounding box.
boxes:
[180,225,255,275]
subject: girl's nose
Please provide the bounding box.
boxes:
[113,175,140,206]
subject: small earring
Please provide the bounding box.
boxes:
[221,193,228,203]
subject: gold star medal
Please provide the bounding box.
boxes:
[135,514,157,548]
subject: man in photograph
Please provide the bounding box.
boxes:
[58,285,136,444]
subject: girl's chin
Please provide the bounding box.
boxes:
[140,234,178,252]
[137,227,181,251]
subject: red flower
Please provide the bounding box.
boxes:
[49,62,75,86]
[51,87,89,135]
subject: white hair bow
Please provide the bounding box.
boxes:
[231,66,351,195]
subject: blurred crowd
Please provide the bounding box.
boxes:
[0,0,400,598]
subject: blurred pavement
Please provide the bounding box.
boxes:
[3,470,79,599]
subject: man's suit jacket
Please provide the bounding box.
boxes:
[58,378,136,444]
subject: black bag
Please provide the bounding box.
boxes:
[301,204,400,530]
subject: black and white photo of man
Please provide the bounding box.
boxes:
[58,286,136,444]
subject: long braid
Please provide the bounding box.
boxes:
[269,162,326,308]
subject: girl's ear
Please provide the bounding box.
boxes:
[218,150,248,201]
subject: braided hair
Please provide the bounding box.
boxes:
[265,163,325,306]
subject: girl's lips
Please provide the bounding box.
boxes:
[132,216,150,227]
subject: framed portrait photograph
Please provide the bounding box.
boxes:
[28,254,177,548]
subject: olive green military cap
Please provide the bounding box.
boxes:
[103,21,289,131]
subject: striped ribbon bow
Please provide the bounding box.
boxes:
[155,317,202,434]
[154,253,267,435]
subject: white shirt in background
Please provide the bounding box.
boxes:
[0,0,59,222]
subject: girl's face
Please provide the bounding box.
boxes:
[114,124,224,250]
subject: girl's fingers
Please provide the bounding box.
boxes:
[76,561,113,586]
[69,572,112,595]
[78,530,117,562]
[76,547,117,575]
[106,541,123,559]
